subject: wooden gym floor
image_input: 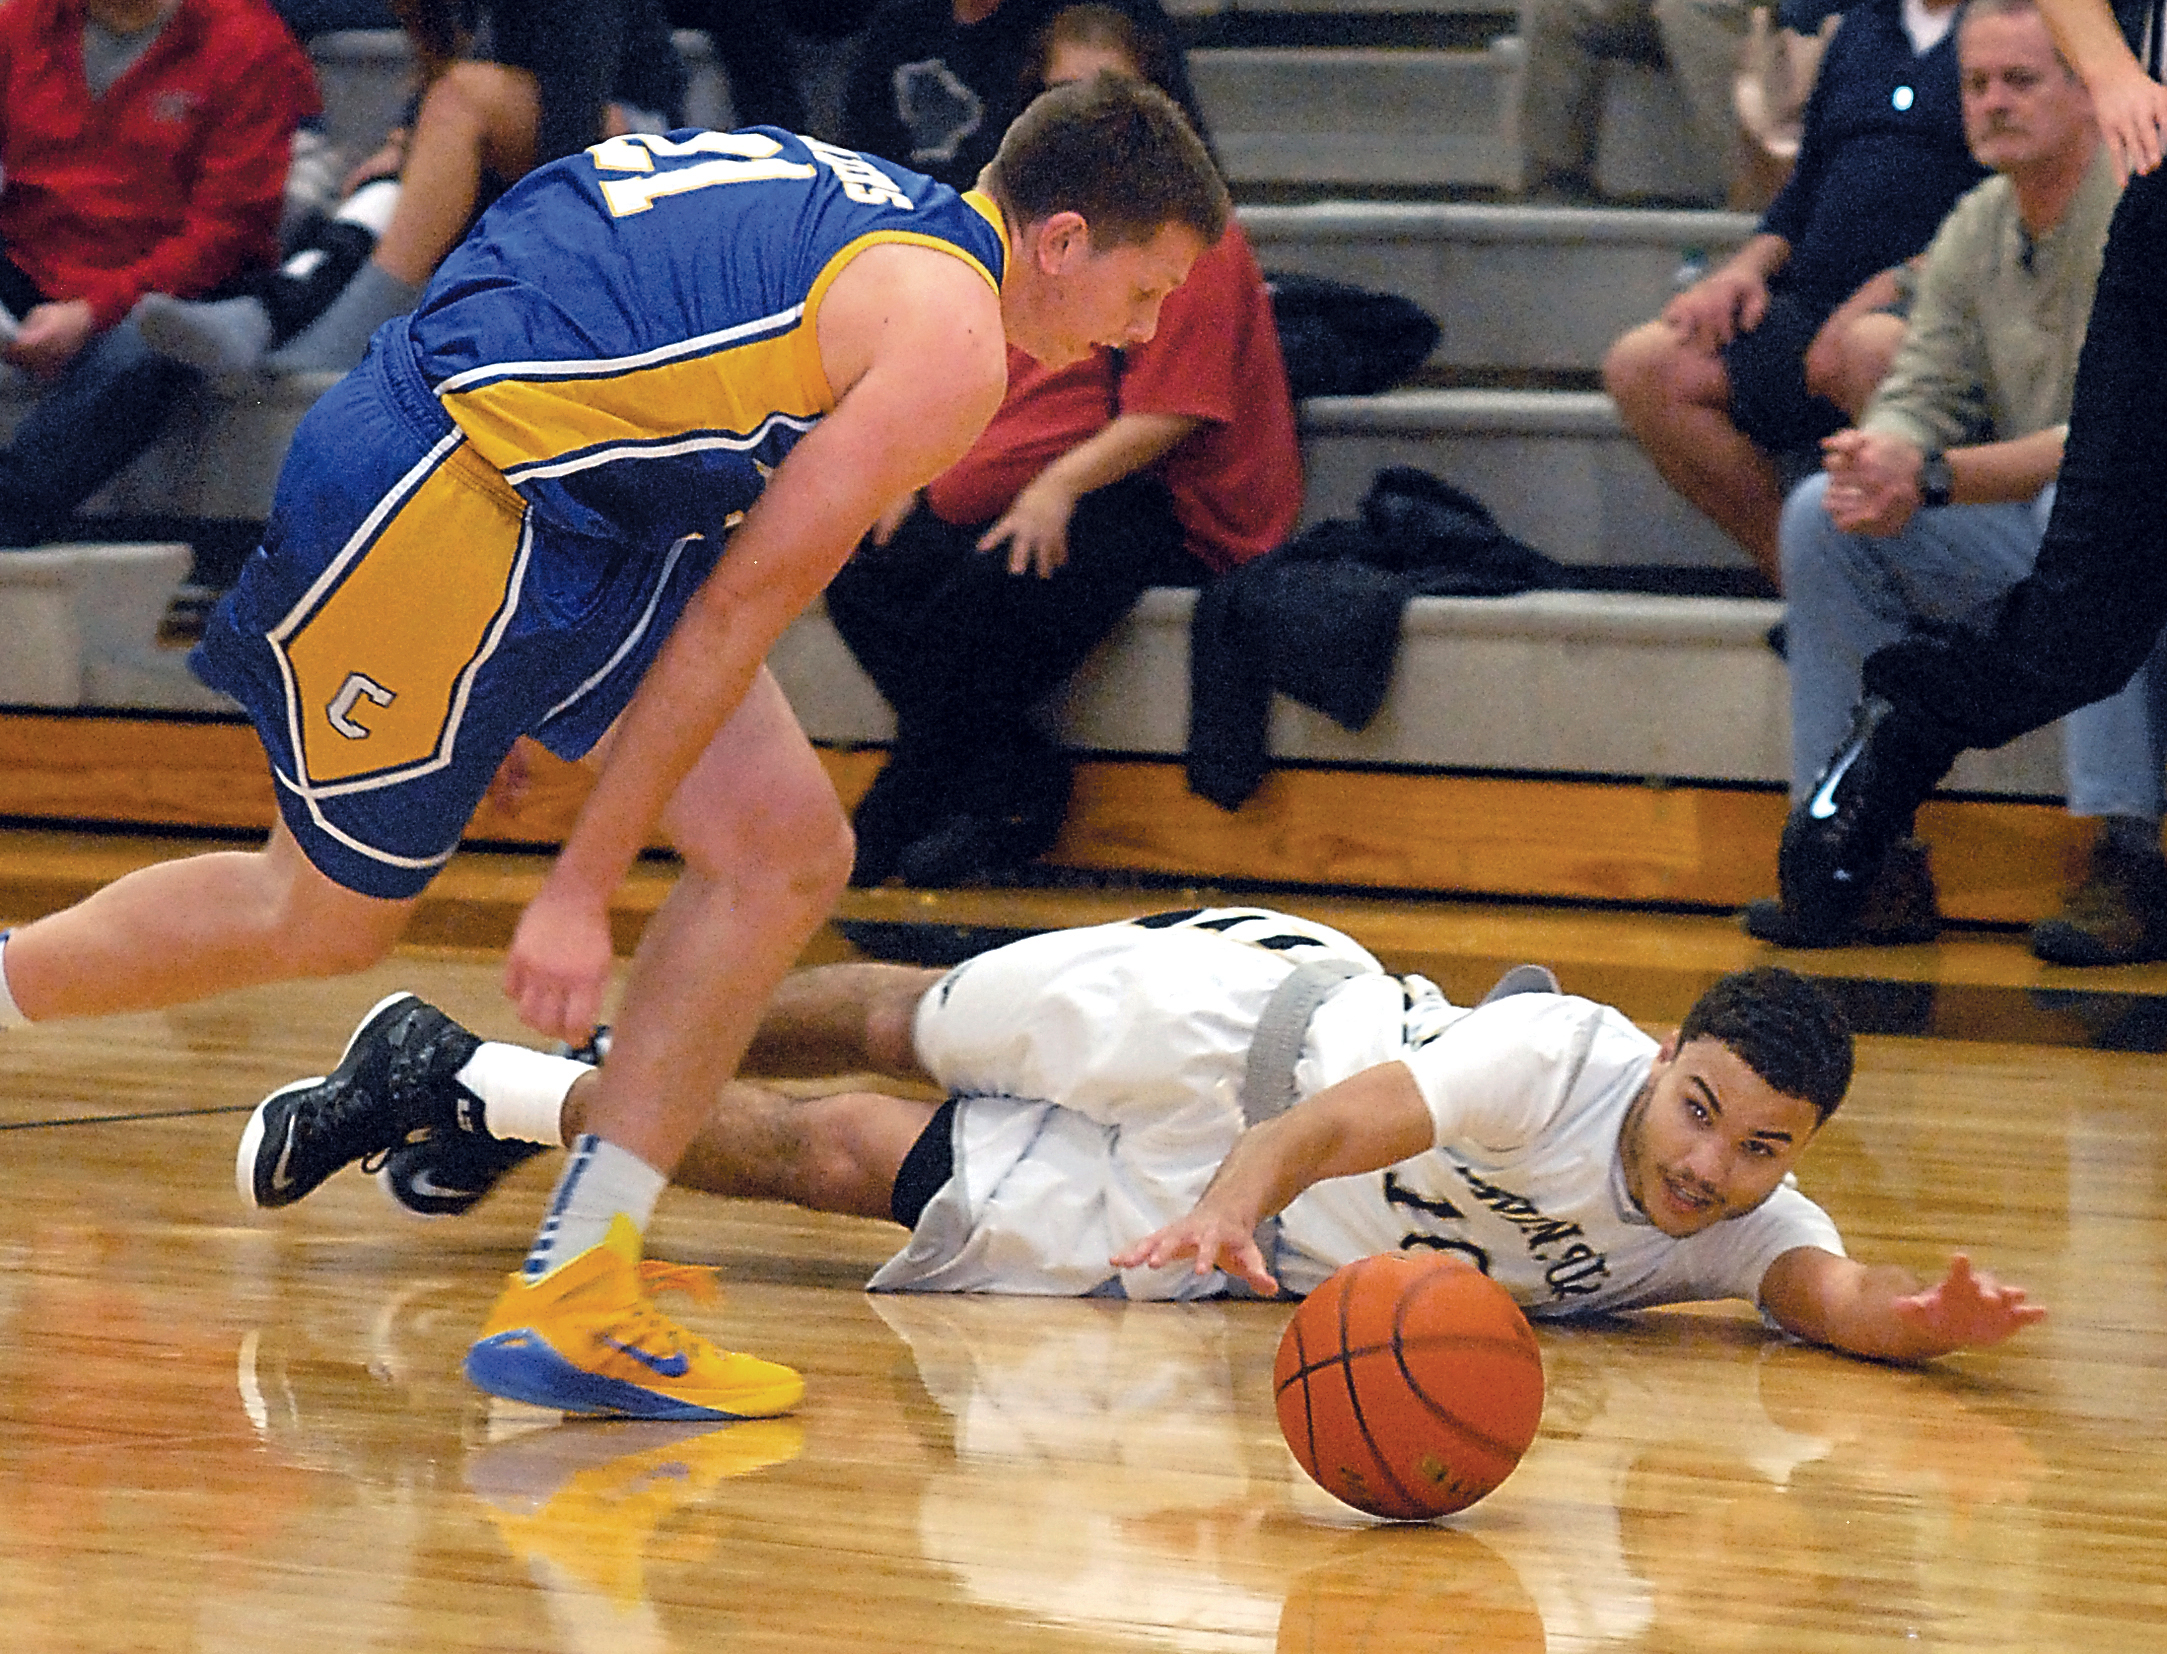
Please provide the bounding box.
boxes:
[3,838,2165,1652]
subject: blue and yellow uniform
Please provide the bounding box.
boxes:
[194,129,1008,897]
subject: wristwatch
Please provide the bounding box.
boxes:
[1918,449,1954,509]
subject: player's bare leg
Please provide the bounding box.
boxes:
[1,819,415,1020]
[464,671,847,1419]
[373,62,541,288]
[578,669,855,1174]
[742,961,944,1081]
[1604,318,1787,585]
[562,1070,937,1221]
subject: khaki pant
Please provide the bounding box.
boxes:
[1518,0,1749,195]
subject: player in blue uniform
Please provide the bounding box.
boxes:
[0,74,1229,1422]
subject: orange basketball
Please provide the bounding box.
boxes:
[1274,1253,1544,1520]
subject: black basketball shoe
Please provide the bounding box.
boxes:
[375,1023,607,1217]
[377,1131,551,1218]
[1777,695,1958,947]
[237,992,484,1210]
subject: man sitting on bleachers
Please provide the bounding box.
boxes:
[0,0,317,546]
[1602,0,1982,587]
[1745,0,2166,961]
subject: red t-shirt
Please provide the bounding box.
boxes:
[925,220,1301,573]
[0,0,321,328]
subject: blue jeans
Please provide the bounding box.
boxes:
[1781,473,2165,820]
[0,319,200,547]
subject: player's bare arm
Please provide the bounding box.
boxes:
[1759,1244,2047,1363]
[1113,1060,1435,1294]
[503,245,1008,1036]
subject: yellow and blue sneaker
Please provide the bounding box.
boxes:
[463,1216,803,1421]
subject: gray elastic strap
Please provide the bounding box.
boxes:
[1232,958,1363,1300]
[1240,959,1364,1128]
[1479,963,1561,1004]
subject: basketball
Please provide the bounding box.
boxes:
[1274,1253,1544,1520]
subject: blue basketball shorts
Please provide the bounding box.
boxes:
[192,343,723,899]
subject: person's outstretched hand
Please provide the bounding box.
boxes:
[1888,1253,2046,1354]
[1112,1203,1277,1296]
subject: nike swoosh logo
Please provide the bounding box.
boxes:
[406,1168,472,1200]
[270,1117,301,1190]
[1806,740,1862,821]
[602,1337,690,1379]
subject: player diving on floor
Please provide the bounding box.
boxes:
[243,906,2043,1365]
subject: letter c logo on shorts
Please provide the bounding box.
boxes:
[327,672,397,740]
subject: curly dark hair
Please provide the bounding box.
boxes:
[1677,966,1853,1123]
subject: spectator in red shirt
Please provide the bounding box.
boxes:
[0,0,317,545]
[830,3,1301,887]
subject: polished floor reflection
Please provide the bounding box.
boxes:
[1,943,2163,1652]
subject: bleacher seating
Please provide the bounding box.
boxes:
[0,12,2092,926]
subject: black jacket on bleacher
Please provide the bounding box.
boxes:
[1185,471,1567,811]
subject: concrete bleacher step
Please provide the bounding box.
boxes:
[1243,201,1755,374]
[0,543,205,709]
[769,589,2066,802]
[1297,388,1747,568]
[1191,35,1729,198]
[1191,44,1519,189]
[303,20,1717,202]
[0,378,1767,601]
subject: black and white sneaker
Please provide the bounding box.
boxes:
[377,1131,550,1218]
[374,1021,606,1217]
[236,992,484,1210]
[1778,695,1958,945]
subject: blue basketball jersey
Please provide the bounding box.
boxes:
[404,127,1009,546]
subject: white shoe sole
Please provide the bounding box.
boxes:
[234,990,420,1210]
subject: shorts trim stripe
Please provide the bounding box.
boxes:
[268,428,465,655]
[270,766,462,872]
[542,531,697,724]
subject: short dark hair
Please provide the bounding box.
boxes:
[984,70,1229,250]
[1677,967,1853,1123]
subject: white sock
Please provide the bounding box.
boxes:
[264,258,421,374]
[0,931,26,1028]
[455,1042,586,1145]
[522,1135,665,1280]
[334,178,401,238]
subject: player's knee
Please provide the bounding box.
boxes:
[756,797,853,911]
[249,851,409,978]
[796,1096,904,1218]
[1603,324,1674,416]
[681,783,852,908]
[253,906,400,980]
